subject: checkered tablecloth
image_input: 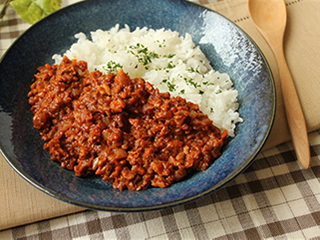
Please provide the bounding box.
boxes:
[1,0,320,239]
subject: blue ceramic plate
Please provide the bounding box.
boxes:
[0,0,275,211]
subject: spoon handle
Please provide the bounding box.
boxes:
[274,50,310,169]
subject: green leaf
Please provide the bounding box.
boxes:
[11,0,62,24]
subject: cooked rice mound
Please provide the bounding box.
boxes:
[53,24,243,136]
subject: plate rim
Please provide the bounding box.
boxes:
[0,0,276,211]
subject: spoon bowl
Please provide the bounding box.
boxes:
[249,0,286,32]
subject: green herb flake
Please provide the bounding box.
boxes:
[167,82,176,92]
[167,61,176,69]
[128,43,159,66]
[188,66,200,73]
[164,54,175,58]
[102,60,123,74]
[184,78,201,88]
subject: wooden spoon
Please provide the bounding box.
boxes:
[248,0,310,169]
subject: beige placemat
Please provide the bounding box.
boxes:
[206,0,320,149]
[1,0,320,231]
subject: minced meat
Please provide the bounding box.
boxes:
[28,56,228,190]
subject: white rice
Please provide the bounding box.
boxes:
[53,24,242,137]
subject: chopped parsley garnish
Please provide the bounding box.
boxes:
[127,43,159,66]
[188,66,200,73]
[164,54,175,58]
[167,81,176,92]
[167,61,176,69]
[202,81,214,86]
[161,78,176,92]
[102,60,123,73]
[184,77,201,88]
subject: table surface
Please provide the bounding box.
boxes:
[1,0,320,239]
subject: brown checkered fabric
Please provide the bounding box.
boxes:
[2,134,320,239]
[1,0,320,239]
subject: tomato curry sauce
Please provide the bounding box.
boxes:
[28,56,228,190]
